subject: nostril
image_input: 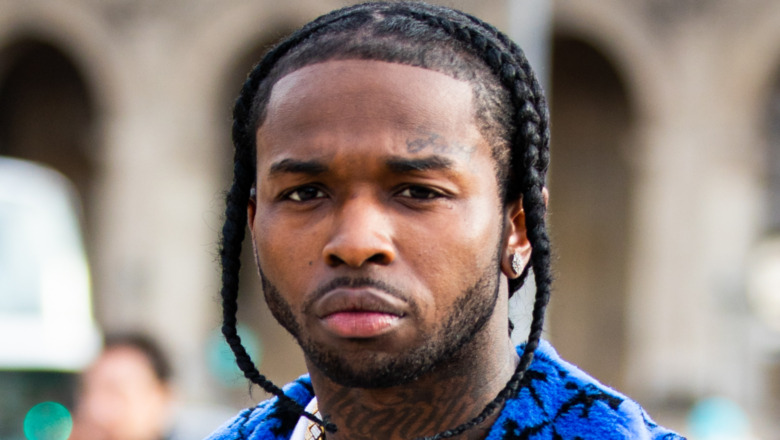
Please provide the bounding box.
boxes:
[367,253,388,264]
[326,254,346,267]
[324,250,392,268]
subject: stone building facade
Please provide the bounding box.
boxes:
[1,0,779,437]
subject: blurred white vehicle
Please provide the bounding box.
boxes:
[0,156,100,369]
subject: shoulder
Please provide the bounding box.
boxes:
[486,341,686,440]
[204,375,315,440]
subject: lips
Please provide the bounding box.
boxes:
[313,287,408,338]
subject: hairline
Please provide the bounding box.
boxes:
[249,53,514,203]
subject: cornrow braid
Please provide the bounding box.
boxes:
[218,2,552,439]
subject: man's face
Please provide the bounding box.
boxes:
[74,347,171,440]
[249,60,511,387]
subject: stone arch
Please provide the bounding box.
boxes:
[546,33,635,391]
[0,4,130,268]
[553,4,671,126]
[0,3,126,124]
[0,39,97,223]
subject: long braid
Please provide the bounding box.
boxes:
[218,16,348,432]
[219,2,552,438]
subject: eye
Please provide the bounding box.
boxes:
[397,185,442,200]
[284,185,326,202]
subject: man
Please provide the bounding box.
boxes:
[70,334,240,440]
[70,334,174,440]
[209,2,684,439]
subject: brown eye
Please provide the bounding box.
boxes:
[286,186,325,202]
[398,186,441,199]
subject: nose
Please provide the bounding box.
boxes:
[322,196,396,268]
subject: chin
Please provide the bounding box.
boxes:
[300,323,483,389]
[305,346,434,388]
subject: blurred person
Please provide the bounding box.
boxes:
[208,2,685,439]
[70,334,174,440]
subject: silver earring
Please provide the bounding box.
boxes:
[511,252,523,276]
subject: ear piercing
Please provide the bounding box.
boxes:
[511,252,523,276]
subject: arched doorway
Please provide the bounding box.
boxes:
[547,35,634,390]
[0,39,97,226]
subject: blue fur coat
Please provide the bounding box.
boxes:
[206,341,684,439]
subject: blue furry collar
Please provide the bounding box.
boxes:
[206,341,684,439]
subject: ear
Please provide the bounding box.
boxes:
[500,187,548,279]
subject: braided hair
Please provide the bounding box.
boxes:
[219,2,551,439]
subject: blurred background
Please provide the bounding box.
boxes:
[0,0,778,438]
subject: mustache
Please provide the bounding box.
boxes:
[302,276,408,310]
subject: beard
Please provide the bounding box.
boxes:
[261,261,501,389]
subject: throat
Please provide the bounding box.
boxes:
[308,335,518,440]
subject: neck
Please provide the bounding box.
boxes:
[307,315,518,440]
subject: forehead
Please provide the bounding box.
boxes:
[83,347,158,388]
[257,60,484,160]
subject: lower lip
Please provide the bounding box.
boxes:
[321,312,400,338]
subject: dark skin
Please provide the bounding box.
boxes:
[248,60,532,440]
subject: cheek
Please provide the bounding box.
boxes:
[254,218,287,268]
[252,210,316,292]
[402,199,502,304]
[431,199,501,260]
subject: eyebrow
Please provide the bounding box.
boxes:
[385,156,455,173]
[268,158,328,176]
